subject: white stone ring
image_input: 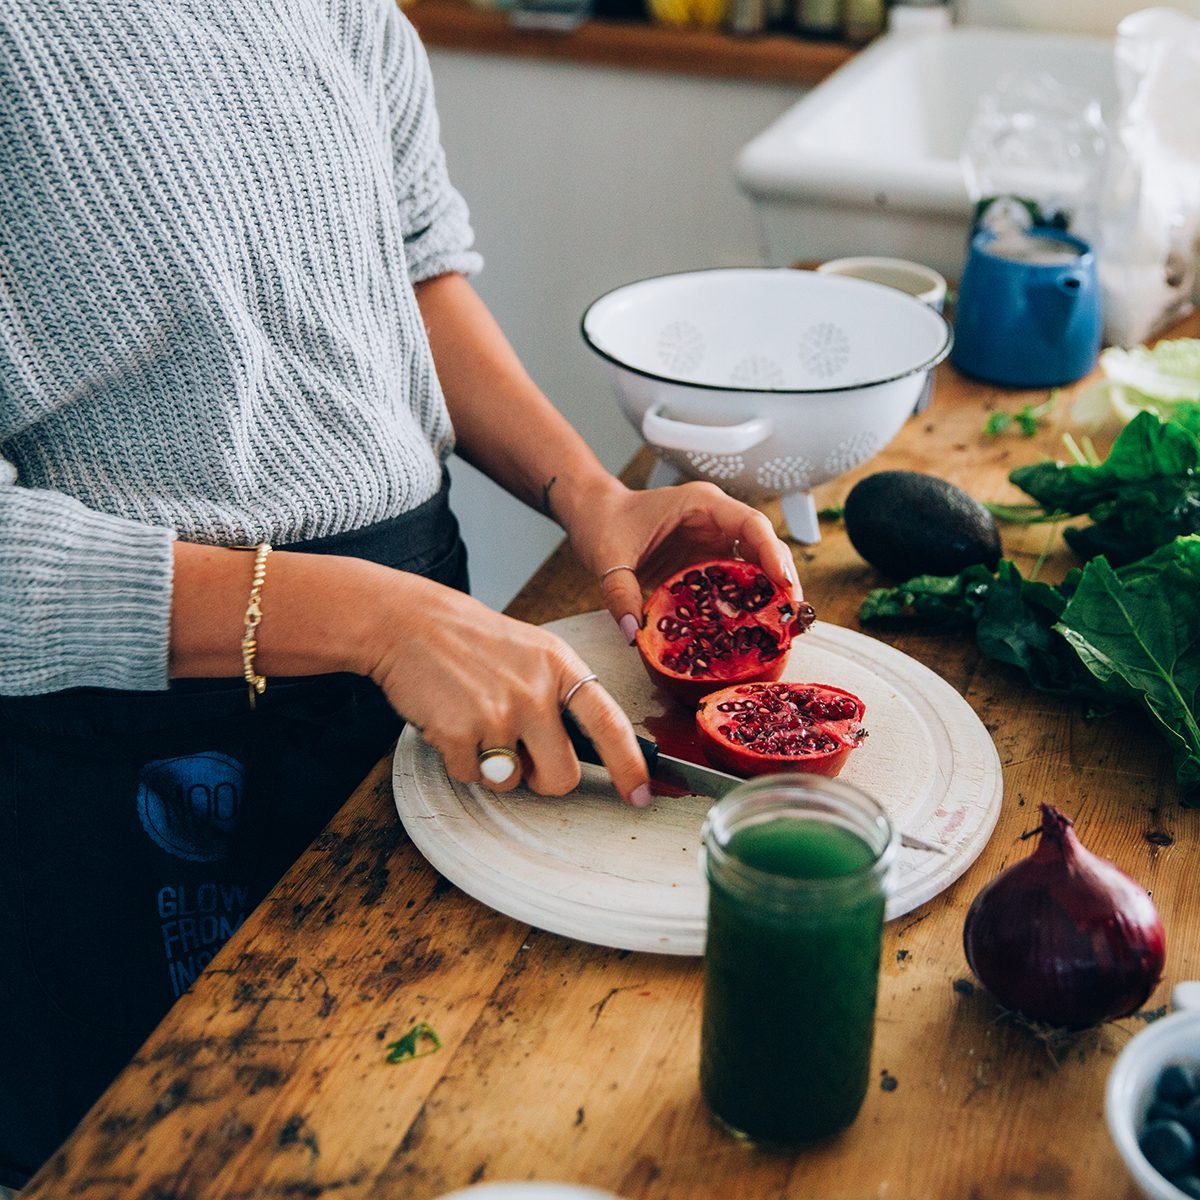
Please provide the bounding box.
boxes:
[477,746,521,785]
[560,672,600,712]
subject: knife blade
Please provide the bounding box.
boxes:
[560,711,944,853]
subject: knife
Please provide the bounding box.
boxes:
[561,711,944,854]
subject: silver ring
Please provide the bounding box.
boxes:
[477,746,521,785]
[560,672,599,711]
[600,564,637,580]
[731,538,743,560]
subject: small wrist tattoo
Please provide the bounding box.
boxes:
[541,475,558,519]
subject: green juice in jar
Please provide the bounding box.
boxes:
[699,777,894,1149]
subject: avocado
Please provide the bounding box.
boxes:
[843,470,1001,579]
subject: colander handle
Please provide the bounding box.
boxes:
[641,405,772,455]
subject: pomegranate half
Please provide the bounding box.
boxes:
[696,681,867,778]
[635,559,812,706]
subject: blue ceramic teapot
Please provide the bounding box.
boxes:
[951,227,1102,388]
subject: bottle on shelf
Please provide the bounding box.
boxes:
[793,0,840,38]
[764,0,791,31]
[842,0,884,42]
[727,0,767,35]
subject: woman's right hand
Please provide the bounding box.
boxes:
[171,546,649,804]
[362,571,653,807]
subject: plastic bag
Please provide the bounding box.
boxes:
[1096,7,1200,347]
[960,71,1108,236]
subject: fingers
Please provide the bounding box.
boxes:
[517,717,583,798]
[589,487,801,640]
[677,483,800,602]
[433,734,523,794]
[477,746,526,794]
[732,506,802,602]
[473,674,650,808]
[599,566,644,645]
[418,630,649,805]
[566,680,652,808]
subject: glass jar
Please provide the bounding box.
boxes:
[699,773,896,1148]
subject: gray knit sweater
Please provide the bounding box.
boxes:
[0,0,481,695]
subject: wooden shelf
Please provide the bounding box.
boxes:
[407,0,856,85]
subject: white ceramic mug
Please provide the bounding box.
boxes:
[817,257,948,412]
[816,256,948,312]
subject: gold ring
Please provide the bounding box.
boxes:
[477,747,521,785]
[560,672,599,711]
[600,564,637,580]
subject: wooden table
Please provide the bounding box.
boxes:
[26,314,1200,1199]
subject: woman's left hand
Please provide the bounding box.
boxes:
[560,478,801,643]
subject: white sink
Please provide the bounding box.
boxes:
[736,26,1116,277]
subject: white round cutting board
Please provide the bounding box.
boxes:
[392,612,1002,955]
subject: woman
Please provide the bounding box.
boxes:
[0,0,799,1185]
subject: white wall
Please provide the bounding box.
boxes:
[959,0,1200,35]
[427,0,1198,606]
[427,51,799,610]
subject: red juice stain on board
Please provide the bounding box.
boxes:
[644,707,709,797]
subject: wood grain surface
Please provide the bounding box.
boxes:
[25,311,1200,1199]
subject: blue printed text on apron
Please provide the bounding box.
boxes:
[136,752,250,996]
[136,751,244,862]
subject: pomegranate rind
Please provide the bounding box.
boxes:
[695,681,867,779]
[635,559,802,707]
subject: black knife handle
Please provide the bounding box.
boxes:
[561,709,659,774]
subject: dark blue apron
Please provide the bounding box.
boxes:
[0,476,468,1187]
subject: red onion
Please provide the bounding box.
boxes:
[963,804,1166,1029]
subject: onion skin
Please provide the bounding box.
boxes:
[963,805,1166,1030]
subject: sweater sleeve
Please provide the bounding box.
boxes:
[380,7,483,284]
[0,459,176,695]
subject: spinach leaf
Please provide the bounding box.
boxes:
[974,562,1098,697]
[1012,409,1200,513]
[1064,477,1200,563]
[1004,405,1200,565]
[860,560,1098,699]
[859,565,993,626]
[859,538,1200,801]
[385,1022,442,1063]
[1170,404,1200,440]
[1055,537,1200,801]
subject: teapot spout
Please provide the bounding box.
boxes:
[1028,270,1088,343]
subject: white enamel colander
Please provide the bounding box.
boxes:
[581,268,952,542]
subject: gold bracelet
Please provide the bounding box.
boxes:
[236,542,272,708]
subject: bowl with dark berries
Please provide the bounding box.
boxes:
[1107,983,1200,1200]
